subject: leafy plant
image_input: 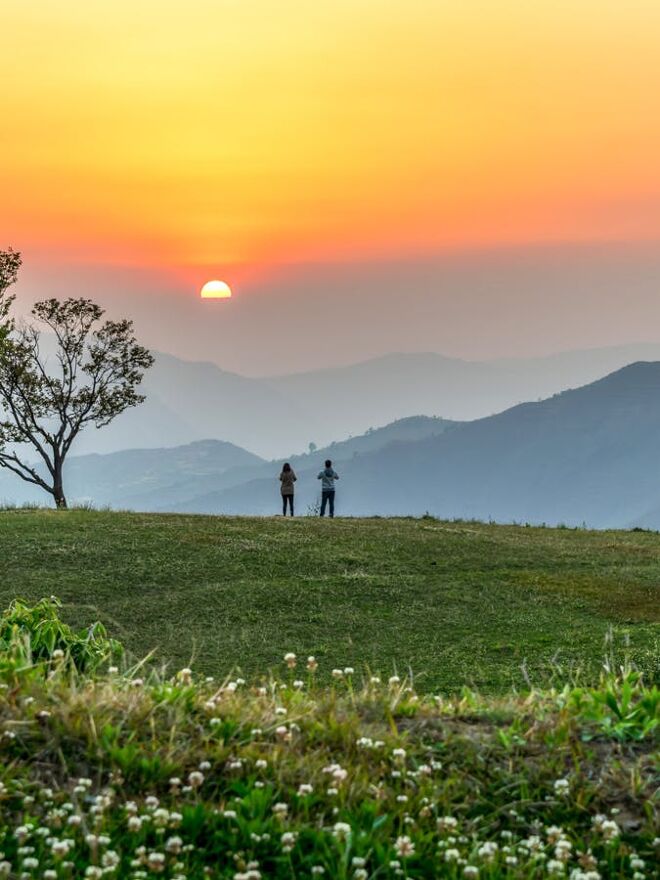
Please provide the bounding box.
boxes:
[571,669,660,741]
[0,596,123,672]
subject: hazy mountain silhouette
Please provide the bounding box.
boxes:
[70,352,316,458]
[0,417,452,511]
[169,362,660,528]
[167,416,455,515]
[67,343,660,459]
[0,440,263,510]
[5,360,660,528]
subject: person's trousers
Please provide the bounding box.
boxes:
[282,494,294,516]
[320,490,335,517]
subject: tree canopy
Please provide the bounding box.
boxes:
[0,249,154,508]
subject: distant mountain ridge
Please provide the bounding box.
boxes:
[167,361,660,529]
[0,417,452,512]
[5,358,660,529]
[0,439,264,511]
[67,343,660,459]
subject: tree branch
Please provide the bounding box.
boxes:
[0,451,52,493]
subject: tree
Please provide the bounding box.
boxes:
[0,248,21,345]
[0,249,154,508]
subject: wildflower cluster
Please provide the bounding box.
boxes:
[0,642,657,878]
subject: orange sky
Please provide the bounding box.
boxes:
[2,0,660,276]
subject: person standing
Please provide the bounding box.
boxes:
[279,462,297,516]
[318,459,339,517]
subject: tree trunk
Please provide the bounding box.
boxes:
[53,460,67,509]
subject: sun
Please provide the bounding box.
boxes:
[200,280,232,299]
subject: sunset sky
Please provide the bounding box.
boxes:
[2,1,660,373]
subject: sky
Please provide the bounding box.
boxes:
[2,1,660,374]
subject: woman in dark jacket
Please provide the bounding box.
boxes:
[279,462,297,516]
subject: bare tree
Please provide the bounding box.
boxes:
[0,249,154,508]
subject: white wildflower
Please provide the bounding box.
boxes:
[477,842,498,861]
[188,771,204,789]
[394,836,415,858]
[332,822,351,841]
[147,852,166,873]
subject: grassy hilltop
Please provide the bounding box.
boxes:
[0,512,658,878]
[0,510,658,692]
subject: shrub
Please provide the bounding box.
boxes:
[0,596,123,672]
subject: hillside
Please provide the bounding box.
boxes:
[7,362,660,526]
[266,343,660,432]
[336,360,660,528]
[0,510,657,692]
[171,415,454,514]
[43,343,660,459]
[0,416,451,510]
[188,361,660,528]
[0,439,265,510]
[68,352,315,458]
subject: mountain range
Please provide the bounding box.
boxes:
[155,361,660,528]
[0,416,452,512]
[66,343,660,459]
[4,357,660,529]
[91,361,660,530]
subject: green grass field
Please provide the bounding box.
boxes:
[1,510,658,692]
[1,603,657,879]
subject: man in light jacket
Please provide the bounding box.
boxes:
[318,459,339,517]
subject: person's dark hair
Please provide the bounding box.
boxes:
[325,459,332,468]
[282,462,291,473]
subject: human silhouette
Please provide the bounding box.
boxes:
[317,459,339,517]
[279,462,297,515]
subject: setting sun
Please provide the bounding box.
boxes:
[200,280,232,300]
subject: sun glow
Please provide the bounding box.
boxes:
[3,2,660,268]
[200,280,232,300]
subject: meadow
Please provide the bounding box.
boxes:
[0,597,658,880]
[0,510,658,692]
[0,513,658,878]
